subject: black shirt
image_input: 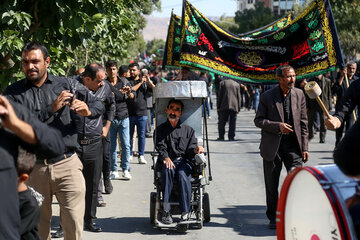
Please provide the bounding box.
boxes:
[0,99,65,168]
[127,78,150,116]
[278,87,301,159]
[19,188,40,240]
[73,77,115,139]
[107,77,135,120]
[155,120,197,162]
[334,78,360,123]
[4,73,104,153]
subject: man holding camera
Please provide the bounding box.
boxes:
[4,42,104,240]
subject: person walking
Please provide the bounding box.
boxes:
[217,79,242,141]
[106,62,134,180]
[306,74,332,143]
[4,42,105,240]
[127,62,155,164]
[254,65,309,229]
[332,61,358,146]
[73,63,115,232]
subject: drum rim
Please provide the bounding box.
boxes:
[276,166,352,240]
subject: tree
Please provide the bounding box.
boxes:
[0,0,160,89]
[229,2,278,34]
[293,0,360,61]
[146,38,165,57]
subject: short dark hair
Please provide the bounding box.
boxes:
[119,65,129,77]
[17,148,36,176]
[276,65,294,78]
[83,63,105,80]
[22,42,49,60]
[128,62,139,69]
[167,99,184,111]
[105,60,117,69]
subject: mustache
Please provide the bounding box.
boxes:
[27,69,38,74]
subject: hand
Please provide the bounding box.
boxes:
[302,151,309,163]
[194,146,204,154]
[325,115,340,130]
[102,126,110,138]
[279,123,293,134]
[70,99,91,116]
[51,90,73,112]
[163,157,175,169]
[120,86,132,96]
[0,95,20,130]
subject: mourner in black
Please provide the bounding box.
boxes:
[0,95,65,240]
[155,99,204,224]
[73,63,115,232]
[4,42,104,240]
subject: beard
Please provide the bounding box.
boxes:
[168,113,179,122]
[26,69,45,83]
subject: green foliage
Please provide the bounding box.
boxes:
[293,0,360,60]
[146,38,165,56]
[330,0,360,60]
[0,0,160,88]
[230,2,279,34]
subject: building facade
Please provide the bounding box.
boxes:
[237,0,305,14]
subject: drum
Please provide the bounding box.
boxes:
[277,164,360,240]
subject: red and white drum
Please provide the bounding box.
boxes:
[277,164,359,240]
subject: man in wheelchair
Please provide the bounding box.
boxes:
[155,99,204,225]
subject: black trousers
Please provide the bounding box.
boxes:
[102,135,111,181]
[308,105,326,141]
[0,167,20,240]
[218,109,237,140]
[263,154,303,221]
[336,113,354,146]
[77,139,103,222]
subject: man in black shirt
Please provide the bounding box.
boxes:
[331,61,358,146]
[4,42,104,240]
[73,63,115,232]
[0,95,65,240]
[254,65,309,229]
[155,99,204,224]
[127,62,155,164]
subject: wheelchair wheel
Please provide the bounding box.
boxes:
[203,192,210,222]
[150,192,156,223]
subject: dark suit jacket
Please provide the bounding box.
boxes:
[217,79,241,112]
[254,86,308,161]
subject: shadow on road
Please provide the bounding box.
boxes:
[207,205,276,237]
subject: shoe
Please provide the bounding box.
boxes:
[319,139,325,143]
[145,133,153,138]
[180,212,190,221]
[52,226,63,238]
[110,171,120,180]
[162,211,173,224]
[122,170,132,180]
[85,221,102,232]
[268,219,276,229]
[229,138,235,141]
[104,178,113,194]
[216,137,224,141]
[138,155,147,164]
[97,200,106,207]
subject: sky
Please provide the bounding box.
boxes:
[150,0,238,18]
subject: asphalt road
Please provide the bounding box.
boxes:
[51,106,336,240]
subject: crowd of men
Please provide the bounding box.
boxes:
[1,40,359,239]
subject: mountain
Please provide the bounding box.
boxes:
[142,16,221,42]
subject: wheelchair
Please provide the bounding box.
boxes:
[149,81,212,232]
